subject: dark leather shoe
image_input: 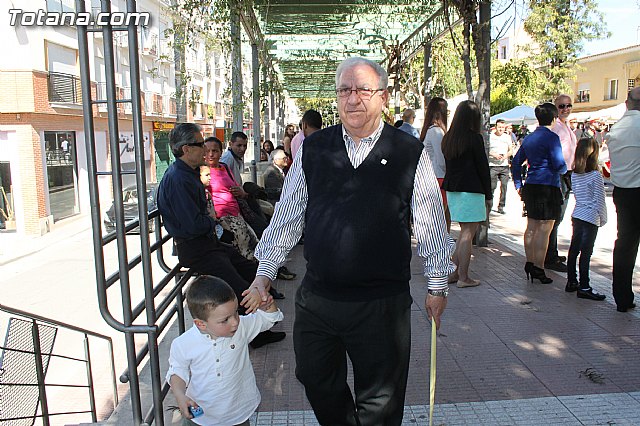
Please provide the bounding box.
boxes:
[565,280,579,292]
[269,288,285,300]
[557,256,567,262]
[616,303,636,312]
[277,266,296,280]
[545,261,568,272]
[250,330,286,349]
[577,288,606,301]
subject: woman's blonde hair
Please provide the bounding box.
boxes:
[573,137,600,174]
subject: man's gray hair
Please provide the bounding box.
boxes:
[335,57,388,90]
[271,148,287,161]
[169,123,202,157]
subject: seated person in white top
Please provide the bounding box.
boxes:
[167,275,283,426]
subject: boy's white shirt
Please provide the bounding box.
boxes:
[166,309,284,425]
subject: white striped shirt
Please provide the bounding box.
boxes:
[571,170,607,226]
[255,121,455,290]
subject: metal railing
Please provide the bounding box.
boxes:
[0,304,118,425]
[48,72,82,104]
[75,0,193,424]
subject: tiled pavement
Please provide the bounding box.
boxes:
[98,201,640,425]
[233,222,640,425]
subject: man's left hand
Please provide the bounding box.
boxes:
[241,276,272,313]
[425,294,447,329]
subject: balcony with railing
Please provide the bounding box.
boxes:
[48,72,82,104]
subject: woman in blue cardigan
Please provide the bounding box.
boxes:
[442,100,492,287]
[511,103,567,284]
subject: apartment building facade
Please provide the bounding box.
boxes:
[0,0,233,235]
[571,44,640,112]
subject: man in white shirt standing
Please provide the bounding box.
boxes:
[608,87,640,313]
[488,119,512,214]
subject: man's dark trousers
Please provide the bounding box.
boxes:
[546,171,571,262]
[175,236,256,303]
[489,165,510,209]
[293,286,412,426]
[612,186,640,309]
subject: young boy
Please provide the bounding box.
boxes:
[166,275,283,425]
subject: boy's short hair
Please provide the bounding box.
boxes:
[535,103,558,126]
[186,276,237,321]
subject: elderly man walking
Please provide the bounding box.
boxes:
[247,57,455,425]
[609,87,640,313]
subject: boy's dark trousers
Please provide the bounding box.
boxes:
[567,217,598,288]
[293,286,412,426]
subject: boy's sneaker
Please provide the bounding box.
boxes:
[250,330,286,349]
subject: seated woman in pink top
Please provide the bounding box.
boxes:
[204,137,258,261]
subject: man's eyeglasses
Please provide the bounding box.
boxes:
[186,142,205,148]
[336,87,385,99]
[558,103,573,109]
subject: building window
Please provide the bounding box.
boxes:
[0,161,12,230]
[606,79,618,100]
[629,79,636,91]
[576,90,590,103]
[44,131,79,222]
[501,46,507,59]
[46,0,75,13]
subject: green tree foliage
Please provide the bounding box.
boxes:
[294,98,340,126]
[491,60,541,113]
[430,29,470,99]
[524,0,609,100]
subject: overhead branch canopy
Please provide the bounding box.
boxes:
[249,0,457,98]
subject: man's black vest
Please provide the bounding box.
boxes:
[301,123,424,301]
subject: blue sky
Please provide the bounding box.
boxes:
[497,0,640,56]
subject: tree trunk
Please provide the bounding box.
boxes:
[473,0,492,247]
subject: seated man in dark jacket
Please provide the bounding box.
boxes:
[263,149,287,205]
[157,123,285,348]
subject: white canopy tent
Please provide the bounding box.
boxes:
[570,102,627,123]
[490,105,538,125]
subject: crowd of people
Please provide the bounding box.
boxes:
[155,56,638,425]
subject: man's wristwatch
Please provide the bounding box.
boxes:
[428,288,449,298]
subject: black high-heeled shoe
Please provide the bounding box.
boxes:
[524,262,534,280]
[529,265,553,284]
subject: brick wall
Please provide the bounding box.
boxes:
[0,70,35,113]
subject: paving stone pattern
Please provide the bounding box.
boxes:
[245,231,640,425]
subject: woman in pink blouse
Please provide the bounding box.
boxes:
[204,137,258,261]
